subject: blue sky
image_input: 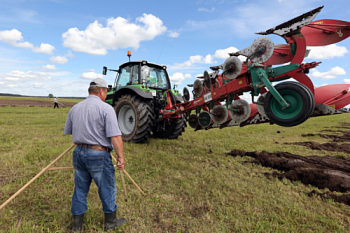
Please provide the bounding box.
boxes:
[1,0,350,100]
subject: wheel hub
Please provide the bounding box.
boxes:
[118,105,136,134]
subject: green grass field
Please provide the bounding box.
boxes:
[1,104,350,232]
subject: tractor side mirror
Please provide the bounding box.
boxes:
[173,84,178,89]
[108,85,112,91]
[102,66,107,75]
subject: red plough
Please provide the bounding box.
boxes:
[161,6,350,130]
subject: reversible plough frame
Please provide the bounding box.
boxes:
[160,6,350,130]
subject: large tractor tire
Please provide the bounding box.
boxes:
[264,82,314,127]
[114,95,154,143]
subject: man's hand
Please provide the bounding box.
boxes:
[111,135,125,170]
[117,156,125,170]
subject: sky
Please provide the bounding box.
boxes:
[1,0,350,102]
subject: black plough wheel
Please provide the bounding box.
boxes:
[264,82,314,127]
[290,81,315,119]
[153,98,185,139]
[114,95,154,143]
[153,117,184,139]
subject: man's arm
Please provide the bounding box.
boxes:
[111,136,125,170]
[64,111,72,135]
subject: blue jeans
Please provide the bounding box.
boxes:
[71,146,117,215]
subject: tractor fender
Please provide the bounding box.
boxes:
[175,95,183,103]
[114,86,153,105]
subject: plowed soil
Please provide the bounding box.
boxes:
[0,99,77,108]
[285,141,350,153]
[227,125,350,206]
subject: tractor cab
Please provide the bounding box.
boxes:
[106,61,171,92]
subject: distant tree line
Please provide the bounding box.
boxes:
[0,93,85,99]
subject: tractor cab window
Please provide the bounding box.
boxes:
[141,65,169,89]
[116,65,139,89]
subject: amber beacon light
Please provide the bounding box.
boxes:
[127,51,131,61]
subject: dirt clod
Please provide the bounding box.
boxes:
[308,190,350,206]
[227,150,350,193]
[301,129,350,142]
[285,141,350,153]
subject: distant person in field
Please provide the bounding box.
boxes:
[64,78,127,232]
[54,97,59,108]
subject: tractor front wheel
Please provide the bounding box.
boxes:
[264,82,314,127]
[114,95,154,143]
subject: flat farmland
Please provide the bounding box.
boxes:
[1,98,350,232]
[0,96,81,108]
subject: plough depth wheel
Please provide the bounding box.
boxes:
[264,82,314,127]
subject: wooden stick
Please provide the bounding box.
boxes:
[48,167,74,170]
[123,170,145,196]
[119,170,128,201]
[110,155,127,200]
[110,154,145,196]
[0,143,76,211]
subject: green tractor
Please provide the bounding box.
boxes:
[103,59,186,143]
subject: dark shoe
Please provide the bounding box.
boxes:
[104,211,127,231]
[72,214,84,232]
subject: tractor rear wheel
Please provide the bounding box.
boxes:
[264,82,314,127]
[114,95,154,143]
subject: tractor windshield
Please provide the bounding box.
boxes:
[116,64,139,90]
[141,65,169,89]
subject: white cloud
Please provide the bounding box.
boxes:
[213,46,246,62]
[32,82,43,88]
[310,66,346,80]
[62,14,167,55]
[1,70,52,82]
[0,29,25,46]
[0,29,55,55]
[84,68,96,72]
[170,73,192,85]
[239,93,252,104]
[307,44,348,60]
[6,84,17,88]
[4,77,20,81]
[50,56,68,64]
[203,54,214,64]
[176,54,216,67]
[56,82,70,87]
[32,43,55,55]
[198,7,216,13]
[344,79,350,84]
[42,64,58,70]
[173,46,246,69]
[80,72,103,80]
[214,47,239,59]
[66,50,75,58]
[168,31,179,38]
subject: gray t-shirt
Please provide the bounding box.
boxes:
[64,95,121,150]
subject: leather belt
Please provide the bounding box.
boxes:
[76,144,111,152]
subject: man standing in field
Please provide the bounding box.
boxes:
[54,97,59,108]
[64,78,127,232]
